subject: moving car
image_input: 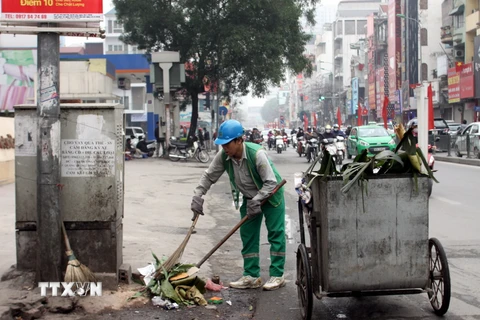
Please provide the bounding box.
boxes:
[406,118,450,135]
[346,125,397,158]
[453,122,480,159]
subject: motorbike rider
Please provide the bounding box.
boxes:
[249,128,263,144]
[320,125,336,140]
[305,126,318,140]
[332,124,346,138]
[267,130,274,149]
[296,128,305,139]
[345,125,352,136]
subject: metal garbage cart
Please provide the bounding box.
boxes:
[296,174,451,320]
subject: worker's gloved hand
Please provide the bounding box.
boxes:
[247,199,262,219]
[191,196,204,217]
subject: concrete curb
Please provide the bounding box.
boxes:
[434,154,480,167]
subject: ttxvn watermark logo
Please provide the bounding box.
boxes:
[38,282,102,297]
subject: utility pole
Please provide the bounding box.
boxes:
[36,31,62,282]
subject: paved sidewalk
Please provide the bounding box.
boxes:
[0,157,244,319]
[434,152,480,167]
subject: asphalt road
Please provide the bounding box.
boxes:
[249,148,480,320]
[74,147,480,320]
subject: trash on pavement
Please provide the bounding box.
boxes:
[137,263,156,285]
[226,300,232,306]
[208,296,223,304]
[164,301,179,310]
[205,305,217,310]
[205,278,228,291]
[151,296,167,307]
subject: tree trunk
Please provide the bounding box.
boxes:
[188,91,199,145]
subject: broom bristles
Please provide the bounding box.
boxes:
[65,251,96,283]
[154,228,195,279]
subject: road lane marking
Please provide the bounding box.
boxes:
[434,196,462,206]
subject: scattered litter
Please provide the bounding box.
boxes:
[151,296,167,307]
[208,297,223,304]
[205,278,228,291]
[137,264,156,285]
[134,311,140,314]
[164,301,179,310]
[249,305,253,311]
[226,300,232,306]
[170,272,189,281]
[205,305,217,310]
[212,275,220,284]
[336,314,347,318]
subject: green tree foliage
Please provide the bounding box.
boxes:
[113,0,318,138]
[261,98,280,123]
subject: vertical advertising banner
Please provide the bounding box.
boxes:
[460,62,474,99]
[352,77,359,115]
[407,0,419,86]
[376,69,385,114]
[388,0,401,101]
[448,68,460,103]
[475,36,480,98]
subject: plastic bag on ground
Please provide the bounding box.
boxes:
[205,278,228,291]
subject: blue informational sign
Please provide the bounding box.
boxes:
[474,106,480,112]
[219,106,228,115]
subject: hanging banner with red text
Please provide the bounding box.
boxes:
[1,0,103,22]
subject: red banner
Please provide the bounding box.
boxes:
[337,108,342,127]
[388,0,401,100]
[1,0,102,21]
[460,62,474,99]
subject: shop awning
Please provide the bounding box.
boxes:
[449,4,465,16]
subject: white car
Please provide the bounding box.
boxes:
[126,126,146,139]
[454,122,480,159]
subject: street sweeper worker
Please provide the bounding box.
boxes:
[191,119,286,291]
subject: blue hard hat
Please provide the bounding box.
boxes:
[215,120,244,145]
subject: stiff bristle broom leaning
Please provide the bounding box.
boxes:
[62,222,96,283]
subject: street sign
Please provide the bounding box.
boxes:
[219,106,228,116]
[1,0,103,22]
[474,106,480,112]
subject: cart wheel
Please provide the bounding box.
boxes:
[296,244,313,320]
[428,237,451,316]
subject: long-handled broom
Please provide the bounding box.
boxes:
[155,179,287,279]
[62,222,96,282]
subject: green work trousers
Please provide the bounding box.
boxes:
[239,198,286,278]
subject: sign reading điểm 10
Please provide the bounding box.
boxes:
[1,0,103,22]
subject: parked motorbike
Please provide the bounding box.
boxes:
[335,136,346,165]
[275,135,284,154]
[305,138,319,163]
[297,136,305,157]
[168,137,210,163]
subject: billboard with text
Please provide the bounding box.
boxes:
[1,0,102,22]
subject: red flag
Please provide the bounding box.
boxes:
[313,112,317,128]
[382,96,389,129]
[357,104,363,126]
[427,84,434,130]
[337,107,342,127]
[303,114,308,131]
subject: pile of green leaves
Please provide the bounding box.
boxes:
[305,128,438,195]
[131,253,205,305]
